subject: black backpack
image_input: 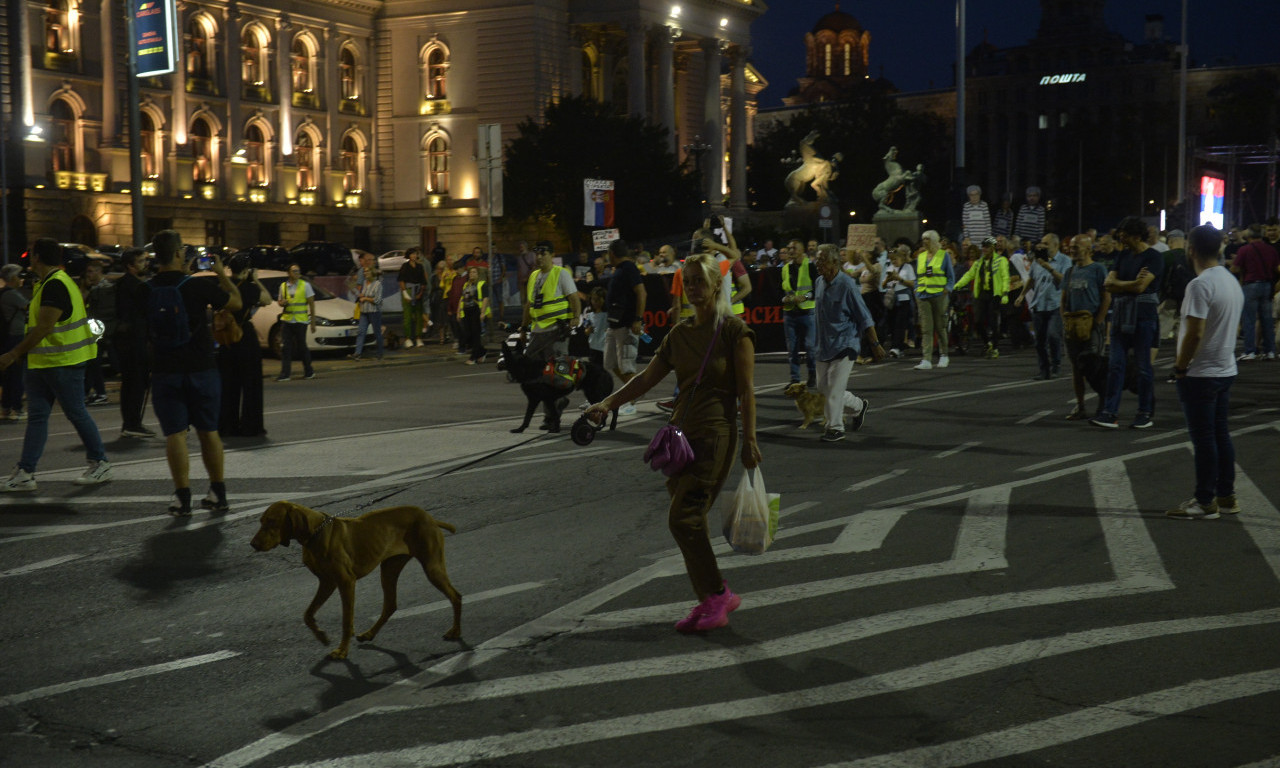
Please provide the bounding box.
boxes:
[147,276,193,348]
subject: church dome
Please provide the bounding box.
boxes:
[812,5,863,35]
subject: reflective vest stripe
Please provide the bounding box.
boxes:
[916,250,948,295]
[781,259,815,310]
[27,269,97,369]
[280,281,309,323]
[528,268,570,328]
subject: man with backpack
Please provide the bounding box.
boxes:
[149,230,241,515]
[0,238,113,491]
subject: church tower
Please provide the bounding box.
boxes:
[784,4,874,105]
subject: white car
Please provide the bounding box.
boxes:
[196,269,362,357]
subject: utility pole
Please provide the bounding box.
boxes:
[125,2,146,245]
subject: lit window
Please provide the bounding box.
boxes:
[292,37,314,93]
[824,44,831,76]
[339,47,359,100]
[245,124,267,186]
[295,133,316,190]
[425,134,449,194]
[843,43,851,76]
[190,118,214,182]
[50,99,75,173]
[44,1,74,54]
[1059,112,1069,128]
[341,135,359,192]
[140,112,158,178]
[241,25,268,87]
[1038,114,1048,130]
[186,15,216,82]
[427,47,448,99]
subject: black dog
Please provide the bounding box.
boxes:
[506,353,618,434]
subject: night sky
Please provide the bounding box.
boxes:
[748,0,1280,109]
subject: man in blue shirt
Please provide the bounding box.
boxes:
[1015,233,1073,379]
[1092,216,1164,430]
[813,244,884,442]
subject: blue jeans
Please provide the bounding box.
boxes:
[1033,309,1063,374]
[1240,282,1275,355]
[1176,376,1235,504]
[783,312,816,382]
[355,311,384,358]
[20,363,107,472]
[1102,318,1157,418]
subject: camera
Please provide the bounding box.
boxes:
[196,254,215,272]
[1034,245,1050,259]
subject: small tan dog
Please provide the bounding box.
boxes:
[783,382,825,430]
[250,501,463,659]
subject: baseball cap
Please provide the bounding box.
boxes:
[1166,229,1185,239]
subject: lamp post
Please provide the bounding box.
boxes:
[683,134,710,220]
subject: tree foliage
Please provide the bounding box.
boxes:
[503,96,699,251]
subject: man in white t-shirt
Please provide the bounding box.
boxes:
[1166,224,1245,520]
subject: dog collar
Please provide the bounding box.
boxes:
[300,514,333,547]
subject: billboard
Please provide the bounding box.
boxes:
[133,0,179,77]
[1199,175,1225,229]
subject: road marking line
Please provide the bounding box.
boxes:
[951,486,1009,567]
[1064,393,1097,404]
[894,390,964,405]
[265,400,388,416]
[834,669,1280,768]
[0,554,83,578]
[845,468,909,493]
[391,581,549,620]
[934,442,980,458]
[1234,467,1280,586]
[871,484,970,507]
[0,650,240,706]
[1016,409,1054,425]
[1016,452,1094,473]
[272,618,1280,768]
[1089,463,1173,588]
[1133,429,1187,444]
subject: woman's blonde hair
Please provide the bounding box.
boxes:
[681,253,732,321]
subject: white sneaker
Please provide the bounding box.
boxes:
[1237,353,1256,362]
[888,348,901,358]
[913,360,933,370]
[74,460,113,485]
[938,355,950,368]
[619,403,637,416]
[2,467,36,492]
[1165,498,1220,520]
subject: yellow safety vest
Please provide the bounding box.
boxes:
[458,281,489,318]
[780,258,815,311]
[27,268,97,369]
[527,267,571,329]
[279,280,310,323]
[916,249,949,295]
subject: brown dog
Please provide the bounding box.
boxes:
[250,501,463,659]
[784,382,825,430]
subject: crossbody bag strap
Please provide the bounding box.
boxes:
[671,318,724,428]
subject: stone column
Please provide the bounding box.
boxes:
[626,22,646,118]
[172,2,188,145]
[729,46,748,209]
[225,6,241,144]
[654,25,675,152]
[701,38,723,205]
[275,15,293,201]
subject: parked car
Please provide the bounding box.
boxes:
[234,245,292,272]
[193,269,360,357]
[287,241,357,276]
[20,243,115,277]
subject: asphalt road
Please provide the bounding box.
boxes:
[2,339,1279,768]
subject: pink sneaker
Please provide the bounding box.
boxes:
[675,582,741,633]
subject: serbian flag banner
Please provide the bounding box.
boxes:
[584,179,615,227]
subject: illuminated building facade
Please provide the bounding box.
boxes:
[0,0,766,257]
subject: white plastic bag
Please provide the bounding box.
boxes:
[722,467,780,555]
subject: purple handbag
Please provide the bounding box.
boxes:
[644,320,723,477]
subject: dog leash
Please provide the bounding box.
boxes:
[300,514,334,547]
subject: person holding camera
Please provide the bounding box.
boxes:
[149,231,241,514]
[522,242,580,362]
[1015,233,1073,379]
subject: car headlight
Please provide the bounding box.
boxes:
[314,317,335,327]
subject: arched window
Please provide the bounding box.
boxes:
[341,135,359,192]
[843,43,851,76]
[45,0,74,53]
[424,133,449,194]
[427,47,448,99]
[186,15,216,82]
[190,118,214,182]
[189,119,214,182]
[50,99,75,173]
[339,46,358,100]
[823,44,832,76]
[245,124,267,186]
[140,112,157,178]
[295,132,316,190]
[241,25,269,87]
[291,36,314,93]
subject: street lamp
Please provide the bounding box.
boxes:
[683,135,710,218]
